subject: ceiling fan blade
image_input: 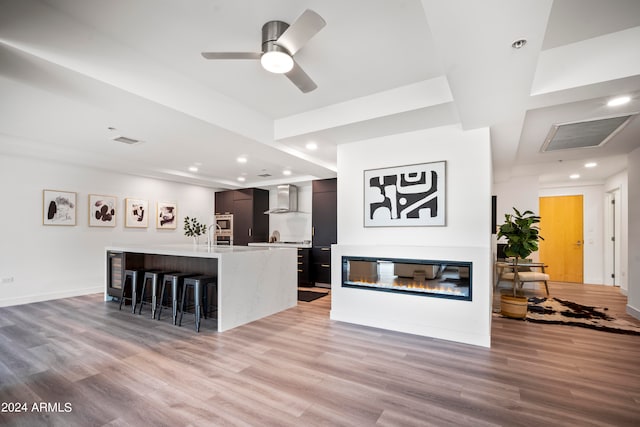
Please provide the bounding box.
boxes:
[285,60,317,93]
[276,9,326,55]
[201,52,261,60]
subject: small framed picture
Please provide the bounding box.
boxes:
[89,194,117,227]
[125,198,148,228]
[43,189,77,226]
[156,201,177,229]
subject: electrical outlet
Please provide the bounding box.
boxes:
[1,277,14,284]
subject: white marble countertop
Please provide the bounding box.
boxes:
[105,243,297,333]
[105,243,289,259]
[248,242,312,248]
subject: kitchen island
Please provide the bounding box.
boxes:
[105,244,297,332]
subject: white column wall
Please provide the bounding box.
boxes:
[0,154,215,306]
[333,125,493,347]
[626,147,640,319]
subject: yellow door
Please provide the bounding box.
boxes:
[539,195,584,283]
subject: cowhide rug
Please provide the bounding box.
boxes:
[504,297,640,336]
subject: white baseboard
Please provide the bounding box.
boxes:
[627,303,640,320]
[0,287,103,307]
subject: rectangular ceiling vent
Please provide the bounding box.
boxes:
[541,114,636,152]
[257,173,272,177]
[112,135,142,145]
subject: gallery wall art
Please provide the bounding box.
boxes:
[89,194,117,227]
[43,189,77,226]
[156,201,177,229]
[364,161,446,227]
[125,198,149,228]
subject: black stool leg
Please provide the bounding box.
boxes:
[194,282,202,332]
[138,274,148,315]
[179,282,187,327]
[131,271,139,314]
[119,274,129,311]
[151,274,160,319]
[157,279,168,321]
[172,277,179,325]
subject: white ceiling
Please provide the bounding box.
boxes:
[1,0,639,189]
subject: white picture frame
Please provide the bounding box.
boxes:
[156,201,177,229]
[43,189,77,226]
[125,198,149,228]
[89,194,117,227]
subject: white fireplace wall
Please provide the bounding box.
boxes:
[333,125,493,347]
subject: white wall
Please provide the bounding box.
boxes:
[266,182,312,242]
[338,126,492,248]
[626,147,640,319]
[333,125,493,347]
[0,154,215,307]
[538,184,605,285]
[494,175,540,222]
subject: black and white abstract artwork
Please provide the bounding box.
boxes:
[156,201,177,229]
[43,190,76,226]
[364,161,446,227]
[125,198,148,228]
[89,194,116,227]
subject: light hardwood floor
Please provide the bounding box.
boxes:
[1,283,639,426]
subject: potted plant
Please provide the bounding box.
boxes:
[184,216,207,245]
[496,208,544,318]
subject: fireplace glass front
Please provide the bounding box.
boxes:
[342,256,471,301]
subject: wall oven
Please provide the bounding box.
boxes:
[215,214,233,245]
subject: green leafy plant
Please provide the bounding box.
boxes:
[183,216,207,238]
[497,208,544,260]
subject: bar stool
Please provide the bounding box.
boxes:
[179,275,217,332]
[119,269,148,314]
[157,272,197,325]
[137,270,176,319]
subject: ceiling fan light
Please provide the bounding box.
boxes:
[261,51,293,74]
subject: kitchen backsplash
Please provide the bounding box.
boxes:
[267,182,312,242]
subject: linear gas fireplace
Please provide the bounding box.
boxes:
[342,256,472,301]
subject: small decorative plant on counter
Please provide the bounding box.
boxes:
[183,216,207,245]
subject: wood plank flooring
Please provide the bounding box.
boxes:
[0,283,639,426]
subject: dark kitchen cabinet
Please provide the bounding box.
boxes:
[312,246,332,284]
[214,188,268,246]
[312,178,337,285]
[297,248,312,287]
[214,190,234,215]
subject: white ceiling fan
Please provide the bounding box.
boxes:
[201,9,326,93]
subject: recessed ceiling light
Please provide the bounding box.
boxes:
[237,156,247,163]
[306,142,318,150]
[283,170,292,176]
[607,96,631,107]
[584,162,597,168]
[188,166,198,172]
[570,173,580,179]
[237,176,246,182]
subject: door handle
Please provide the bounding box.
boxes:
[575,240,582,246]
[248,228,252,237]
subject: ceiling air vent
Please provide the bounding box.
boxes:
[541,114,636,152]
[112,135,142,145]
[257,173,272,177]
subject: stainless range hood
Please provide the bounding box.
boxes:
[264,184,298,214]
